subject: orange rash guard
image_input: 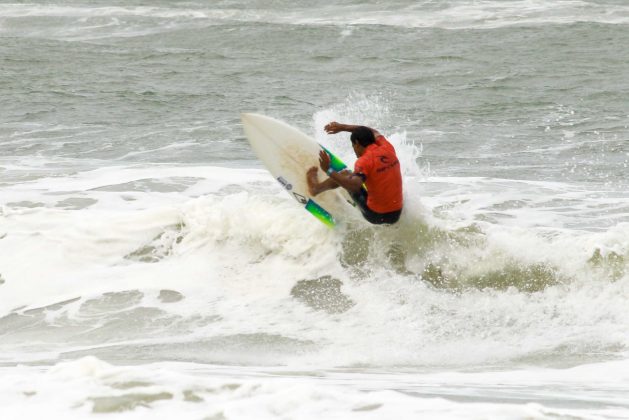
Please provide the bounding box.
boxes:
[353,135,403,214]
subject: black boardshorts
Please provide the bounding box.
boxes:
[350,188,402,225]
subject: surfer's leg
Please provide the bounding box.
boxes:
[307,167,340,196]
[360,207,402,225]
[350,188,401,225]
[349,188,370,214]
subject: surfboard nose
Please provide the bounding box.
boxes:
[241,112,274,126]
[240,113,261,125]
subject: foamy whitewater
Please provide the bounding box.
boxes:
[1,0,629,418]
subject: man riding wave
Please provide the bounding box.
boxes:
[307,122,403,225]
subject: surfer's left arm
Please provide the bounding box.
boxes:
[318,150,363,193]
[324,122,382,139]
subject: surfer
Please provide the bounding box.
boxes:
[307,122,403,225]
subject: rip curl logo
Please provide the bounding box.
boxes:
[376,155,400,173]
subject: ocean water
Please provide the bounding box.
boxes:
[2,0,629,418]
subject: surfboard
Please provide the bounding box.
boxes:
[241,113,356,228]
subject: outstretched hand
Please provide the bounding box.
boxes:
[318,150,331,173]
[324,122,343,134]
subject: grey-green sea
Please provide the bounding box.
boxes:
[2,1,629,418]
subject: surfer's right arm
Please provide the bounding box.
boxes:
[324,122,381,138]
[327,170,363,194]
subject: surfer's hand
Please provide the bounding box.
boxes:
[324,122,343,134]
[318,150,331,172]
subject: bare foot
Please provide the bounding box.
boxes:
[306,167,320,196]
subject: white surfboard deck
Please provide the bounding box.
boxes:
[241,113,357,227]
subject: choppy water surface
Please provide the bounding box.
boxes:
[1,1,629,418]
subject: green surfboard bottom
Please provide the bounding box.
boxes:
[305,199,335,228]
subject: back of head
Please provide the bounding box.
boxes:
[350,126,375,147]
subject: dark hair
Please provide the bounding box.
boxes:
[350,126,375,147]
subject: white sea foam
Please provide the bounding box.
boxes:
[1,165,629,415]
[2,157,629,372]
[1,357,628,419]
